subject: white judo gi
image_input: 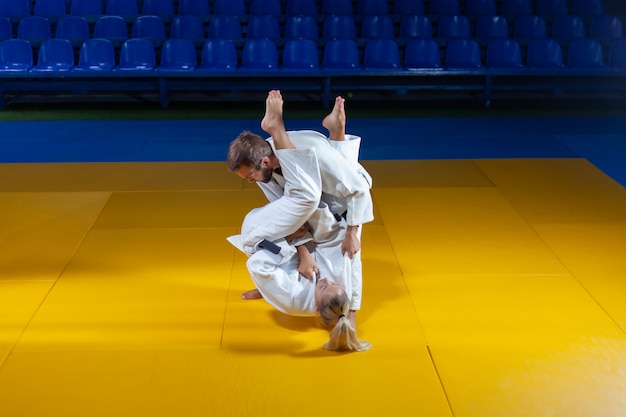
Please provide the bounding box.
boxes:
[259,130,374,227]
[257,130,374,312]
[227,147,356,316]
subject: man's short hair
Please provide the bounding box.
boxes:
[227,131,274,172]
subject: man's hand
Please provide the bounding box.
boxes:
[341,225,361,259]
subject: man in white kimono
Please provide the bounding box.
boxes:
[227,90,357,319]
[227,92,374,323]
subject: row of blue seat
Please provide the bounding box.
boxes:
[4,13,624,50]
[1,43,625,109]
[1,0,616,23]
[0,0,622,109]
[1,36,623,73]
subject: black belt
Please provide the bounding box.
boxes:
[334,211,347,222]
[258,239,281,254]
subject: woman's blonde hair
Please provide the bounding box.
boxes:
[318,289,371,352]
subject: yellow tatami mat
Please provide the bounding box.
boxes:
[0,159,624,417]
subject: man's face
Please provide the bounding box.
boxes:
[235,162,273,183]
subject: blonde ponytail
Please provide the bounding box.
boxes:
[318,291,371,352]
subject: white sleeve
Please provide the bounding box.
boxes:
[316,144,374,226]
[326,134,373,188]
[327,134,362,164]
[257,180,284,202]
[238,148,322,254]
[246,250,317,316]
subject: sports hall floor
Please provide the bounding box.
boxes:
[1,98,625,417]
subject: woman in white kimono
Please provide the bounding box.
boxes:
[227,90,370,352]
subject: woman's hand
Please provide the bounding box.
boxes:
[296,245,318,281]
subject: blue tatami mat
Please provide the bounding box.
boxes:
[1,117,625,187]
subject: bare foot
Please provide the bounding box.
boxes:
[260,90,285,137]
[241,289,263,300]
[261,90,293,150]
[322,96,346,141]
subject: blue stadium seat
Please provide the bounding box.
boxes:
[609,39,626,70]
[437,15,472,40]
[178,0,210,19]
[526,39,566,69]
[249,0,282,17]
[445,39,482,68]
[464,0,496,21]
[142,0,174,23]
[34,0,67,23]
[208,16,243,42]
[322,38,360,70]
[94,15,128,47]
[157,39,197,72]
[590,15,624,43]
[282,38,319,71]
[429,0,461,16]
[358,0,389,16]
[284,15,319,40]
[56,16,90,48]
[571,0,603,17]
[536,0,568,21]
[551,15,585,45]
[246,15,281,41]
[398,15,433,49]
[114,38,156,72]
[322,15,357,40]
[360,15,395,40]
[70,0,103,23]
[72,38,115,72]
[31,38,74,72]
[285,0,318,16]
[364,38,400,70]
[567,38,606,70]
[393,0,425,15]
[486,39,524,68]
[398,15,433,40]
[0,0,30,23]
[0,16,12,41]
[213,0,245,16]
[106,0,139,23]
[198,38,237,71]
[170,15,205,46]
[500,0,532,18]
[17,16,52,48]
[321,0,353,16]
[404,38,442,69]
[513,15,547,45]
[475,16,510,44]
[132,15,167,47]
[241,38,278,71]
[0,39,33,72]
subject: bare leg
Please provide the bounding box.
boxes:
[260,90,294,150]
[241,289,263,300]
[322,96,346,141]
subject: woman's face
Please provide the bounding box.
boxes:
[314,278,343,308]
